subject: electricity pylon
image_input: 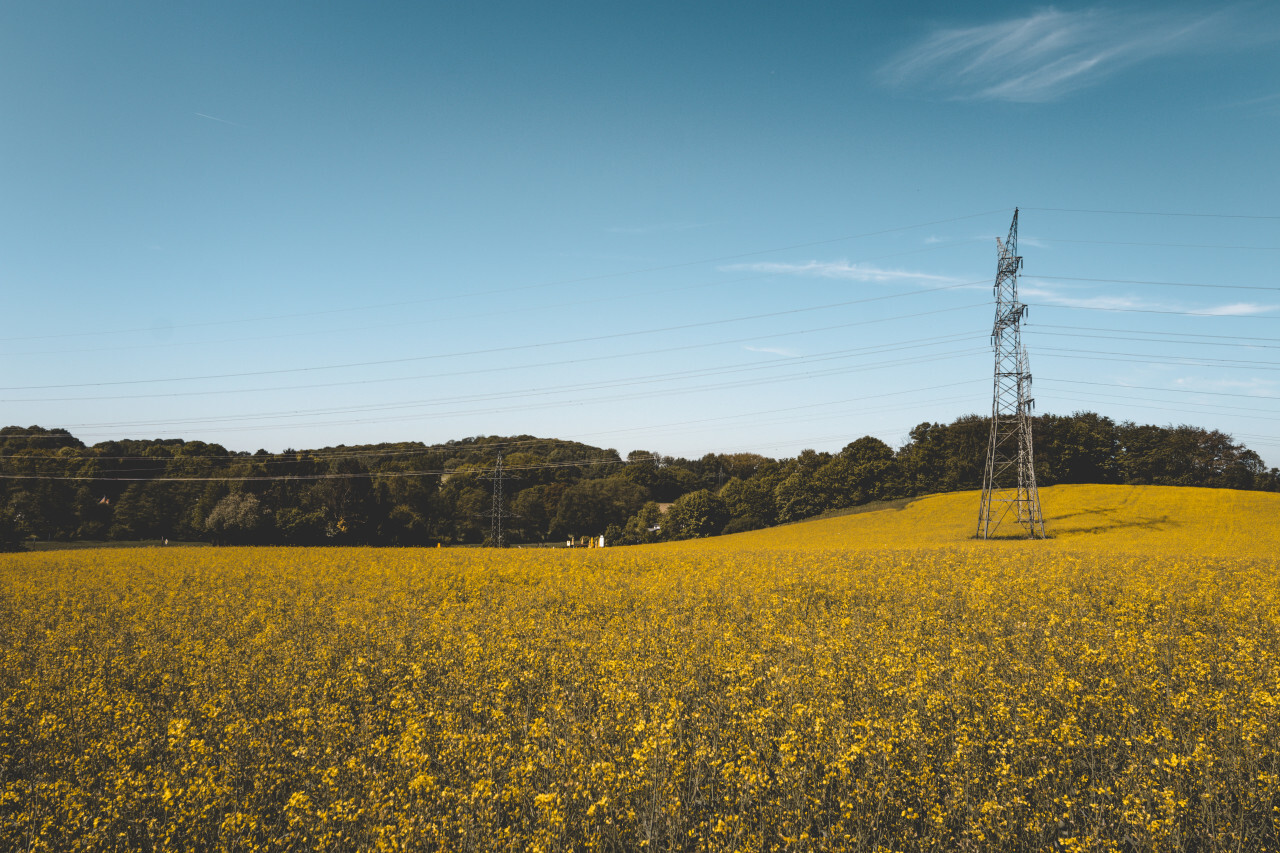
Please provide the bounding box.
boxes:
[489,451,508,548]
[977,208,1046,539]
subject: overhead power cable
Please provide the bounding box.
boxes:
[0,208,1005,345]
[1029,274,1280,293]
[1033,324,1280,344]
[1038,345,1280,369]
[77,334,980,426]
[0,380,987,464]
[0,458,627,483]
[0,378,988,455]
[0,280,988,392]
[9,238,987,359]
[1039,397,1280,440]
[1042,238,1280,252]
[7,304,990,403]
[0,398,995,483]
[1023,206,1280,221]
[1031,330,1280,352]
[1039,377,1280,404]
[39,344,988,434]
[1038,347,1280,373]
[1039,385,1280,418]
[1030,303,1280,320]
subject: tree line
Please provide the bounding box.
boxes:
[0,411,1273,550]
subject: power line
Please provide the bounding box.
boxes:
[0,457,623,483]
[0,380,987,461]
[7,238,988,360]
[28,345,987,435]
[1023,206,1280,221]
[1037,347,1280,372]
[0,398,1005,482]
[0,392,986,468]
[1034,324,1280,344]
[0,209,1005,345]
[26,297,1269,409]
[1040,377,1280,404]
[0,280,987,392]
[1030,303,1280,319]
[1042,238,1280,252]
[16,321,1276,436]
[5,389,1271,481]
[1029,274,1280,293]
[8,205,1277,464]
[0,333,988,430]
[6,390,1272,484]
[0,436,567,462]
[1032,329,1280,351]
[5,304,990,402]
[1039,386,1280,419]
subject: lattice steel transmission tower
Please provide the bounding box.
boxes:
[977,208,1045,539]
[489,451,508,548]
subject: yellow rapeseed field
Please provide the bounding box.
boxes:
[2,484,1278,851]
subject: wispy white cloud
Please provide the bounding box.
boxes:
[1022,283,1277,316]
[743,345,801,358]
[1020,285,1153,311]
[880,7,1237,102]
[720,260,957,284]
[1199,301,1278,316]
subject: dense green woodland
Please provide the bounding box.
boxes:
[0,412,1273,549]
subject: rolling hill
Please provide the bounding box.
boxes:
[700,483,1280,558]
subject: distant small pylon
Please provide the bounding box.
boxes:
[490,451,507,548]
[977,209,1045,539]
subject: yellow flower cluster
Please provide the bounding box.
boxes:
[1,484,1278,851]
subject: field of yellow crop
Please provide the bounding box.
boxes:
[2,484,1279,851]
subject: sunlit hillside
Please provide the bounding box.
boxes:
[703,483,1280,558]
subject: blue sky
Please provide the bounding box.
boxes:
[2,2,1278,464]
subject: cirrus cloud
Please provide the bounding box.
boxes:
[720,260,957,283]
[880,7,1241,102]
